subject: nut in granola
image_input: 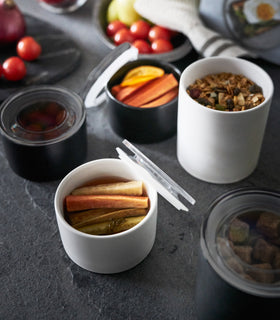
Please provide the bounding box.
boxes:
[187,73,265,111]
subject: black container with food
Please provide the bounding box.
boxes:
[106,59,180,143]
[0,43,179,180]
[0,86,87,181]
[82,43,180,144]
[196,188,280,320]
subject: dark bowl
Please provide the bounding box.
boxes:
[0,86,87,181]
[93,0,192,62]
[106,59,181,143]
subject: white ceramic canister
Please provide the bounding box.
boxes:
[54,140,195,274]
[177,57,274,184]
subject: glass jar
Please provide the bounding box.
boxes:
[0,86,87,181]
[196,188,280,320]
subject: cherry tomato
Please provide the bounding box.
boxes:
[0,64,2,78]
[151,39,173,54]
[17,36,42,61]
[114,28,135,46]
[132,39,152,54]
[130,20,151,40]
[148,26,172,42]
[2,57,26,81]
[106,20,127,37]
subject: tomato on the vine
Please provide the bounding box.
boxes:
[17,36,42,61]
[148,26,172,42]
[106,20,127,37]
[132,39,152,54]
[130,20,151,40]
[151,39,173,54]
[2,57,26,81]
[114,28,135,45]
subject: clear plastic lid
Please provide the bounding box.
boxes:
[0,86,85,146]
[116,140,195,212]
[202,188,280,297]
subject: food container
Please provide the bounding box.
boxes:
[54,139,195,273]
[0,86,87,181]
[38,0,88,14]
[0,44,179,181]
[195,188,280,320]
[177,57,274,183]
[93,0,192,62]
[199,0,280,66]
[0,44,136,181]
[83,43,181,143]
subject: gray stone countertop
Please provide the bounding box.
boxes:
[1,1,280,319]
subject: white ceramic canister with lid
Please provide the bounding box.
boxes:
[54,140,195,274]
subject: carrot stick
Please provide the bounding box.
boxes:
[123,74,178,107]
[116,82,148,102]
[65,194,149,212]
[140,87,178,108]
[111,84,122,96]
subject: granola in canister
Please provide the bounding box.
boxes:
[187,72,265,111]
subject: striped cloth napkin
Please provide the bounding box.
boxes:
[134,0,252,58]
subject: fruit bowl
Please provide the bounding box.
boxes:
[93,0,192,62]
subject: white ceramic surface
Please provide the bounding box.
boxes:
[177,57,274,184]
[54,159,158,274]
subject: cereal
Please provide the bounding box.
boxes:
[187,72,265,111]
[217,211,280,284]
[233,245,253,264]
[252,238,278,264]
[228,218,250,244]
[256,211,280,239]
[247,263,275,283]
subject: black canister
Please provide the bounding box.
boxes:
[106,59,180,144]
[82,43,180,144]
[0,86,87,181]
[196,188,280,320]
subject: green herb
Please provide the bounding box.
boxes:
[215,104,226,111]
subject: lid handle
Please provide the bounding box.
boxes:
[81,43,138,108]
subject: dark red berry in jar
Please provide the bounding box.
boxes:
[189,88,201,99]
[197,97,210,106]
[233,87,241,96]
[249,84,262,94]
[226,98,234,110]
